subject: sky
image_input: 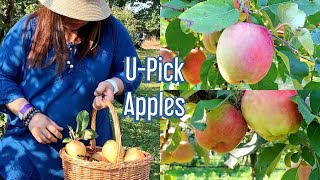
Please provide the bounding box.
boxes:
[126,1,153,13]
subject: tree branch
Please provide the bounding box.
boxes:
[272,34,315,63]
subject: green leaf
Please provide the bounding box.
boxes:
[301,146,315,166]
[200,59,214,89]
[160,8,182,18]
[310,90,320,114]
[250,63,278,90]
[309,168,320,180]
[194,140,210,165]
[62,137,72,143]
[216,90,233,98]
[307,121,320,157]
[282,51,309,83]
[200,59,219,89]
[277,50,290,73]
[292,79,304,90]
[307,11,320,25]
[178,0,240,33]
[258,0,268,7]
[288,130,308,145]
[291,152,301,163]
[76,110,90,134]
[304,81,320,90]
[295,28,314,55]
[191,97,230,131]
[165,125,181,152]
[311,28,320,44]
[208,66,219,89]
[165,19,197,57]
[281,168,299,180]
[161,0,198,18]
[163,0,195,8]
[295,0,320,16]
[255,143,286,179]
[284,152,294,167]
[278,3,306,31]
[80,129,98,140]
[291,95,315,125]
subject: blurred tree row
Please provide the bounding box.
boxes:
[0,0,159,42]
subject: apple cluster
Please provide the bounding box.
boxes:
[161,90,302,164]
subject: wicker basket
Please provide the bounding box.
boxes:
[59,99,153,180]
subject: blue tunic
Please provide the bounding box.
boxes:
[0,14,142,179]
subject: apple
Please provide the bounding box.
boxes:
[216,22,274,84]
[92,152,109,162]
[66,140,86,158]
[241,90,302,141]
[195,103,247,153]
[160,150,174,164]
[182,49,206,85]
[102,140,125,163]
[124,147,145,162]
[202,32,221,54]
[171,141,195,163]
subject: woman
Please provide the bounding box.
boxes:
[0,0,142,179]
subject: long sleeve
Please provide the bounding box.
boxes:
[0,15,33,114]
[109,17,142,104]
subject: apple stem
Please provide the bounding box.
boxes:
[237,0,252,23]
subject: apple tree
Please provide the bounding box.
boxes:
[160,0,320,90]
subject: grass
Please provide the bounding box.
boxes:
[160,152,288,180]
[0,48,160,179]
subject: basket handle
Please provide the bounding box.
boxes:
[89,98,123,162]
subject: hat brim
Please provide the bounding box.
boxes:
[38,0,111,21]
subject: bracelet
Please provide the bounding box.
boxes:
[105,79,119,94]
[18,104,33,120]
[22,108,40,127]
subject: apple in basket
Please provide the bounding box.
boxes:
[92,152,109,162]
[63,110,98,159]
[124,147,145,162]
[102,140,125,163]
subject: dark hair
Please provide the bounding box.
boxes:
[24,6,103,74]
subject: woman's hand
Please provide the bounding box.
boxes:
[28,113,64,144]
[93,81,115,110]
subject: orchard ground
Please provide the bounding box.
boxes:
[0,47,160,180]
[161,154,287,180]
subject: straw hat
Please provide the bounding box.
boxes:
[38,0,112,21]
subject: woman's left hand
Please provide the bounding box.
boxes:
[93,81,114,110]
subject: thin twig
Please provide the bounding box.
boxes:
[272,34,299,54]
[272,34,315,63]
[161,4,186,12]
[160,119,171,150]
[237,0,253,21]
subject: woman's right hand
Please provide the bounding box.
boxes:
[28,113,64,144]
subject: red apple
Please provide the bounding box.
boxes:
[195,103,247,153]
[217,22,274,84]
